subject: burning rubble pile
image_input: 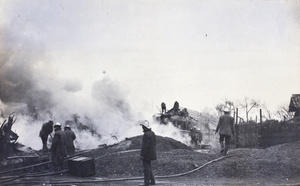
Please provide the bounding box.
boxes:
[0,54,141,153]
[0,114,19,160]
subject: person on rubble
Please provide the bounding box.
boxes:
[190,126,198,146]
[215,108,234,155]
[161,102,166,114]
[39,120,54,152]
[64,125,76,156]
[50,122,66,171]
[140,120,156,186]
[197,128,203,145]
[173,101,180,115]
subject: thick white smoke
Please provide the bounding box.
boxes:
[0,1,218,151]
[0,38,191,150]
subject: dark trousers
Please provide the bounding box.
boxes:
[40,135,48,151]
[52,153,64,171]
[143,159,155,185]
[219,134,231,154]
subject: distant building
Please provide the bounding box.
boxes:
[288,94,300,118]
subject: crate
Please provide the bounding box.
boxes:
[68,156,95,177]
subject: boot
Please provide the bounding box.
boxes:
[220,142,225,154]
[42,144,48,152]
[223,144,229,155]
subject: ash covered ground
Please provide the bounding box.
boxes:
[88,136,300,181]
[2,134,300,186]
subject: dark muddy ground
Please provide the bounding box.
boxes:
[1,136,300,186]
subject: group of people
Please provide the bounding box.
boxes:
[39,120,76,171]
[36,107,233,184]
[161,101,180,115]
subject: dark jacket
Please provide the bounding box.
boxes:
[51,129,66,163]
[64,129,76,156]
[141,128,157,161]
[39,121,53,137]
[216,114,234,136]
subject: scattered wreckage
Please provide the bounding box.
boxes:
[0,114,20,160]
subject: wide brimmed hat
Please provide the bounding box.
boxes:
[54,122,61,127]
[140,120,150,129]
[223,108,230,113]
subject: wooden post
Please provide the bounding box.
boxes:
[236,108,238,124]
[235,108,239,148]
[258,109,263,148]
[260,109,262,124]
[233,110,236,124]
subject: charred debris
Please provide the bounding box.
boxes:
[0,114,20,160]
[153,101,203,146]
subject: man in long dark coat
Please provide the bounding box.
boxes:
[140,120,156,186]
[51,122,66,171]
[216,108,234,155]
[64,125,76,156]
[39,120,53,152]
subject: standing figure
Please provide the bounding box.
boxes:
[51,122,66,171]
[190,126,197,146]
[39,120,54,152]
[173,101,179,115]
[140,120,156,186]
[161,102,166,114]
[215,108,234,155]
[197,128,203,145]
[64,125,76,156]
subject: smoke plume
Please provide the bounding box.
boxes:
[0,30,191,150]
[0,3,193,150]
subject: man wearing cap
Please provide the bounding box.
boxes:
[216,108,235,155]
[51,122,66,171]
[140,120,156,186]
[64,125,76,156]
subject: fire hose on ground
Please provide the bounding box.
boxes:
[0,151,240,185]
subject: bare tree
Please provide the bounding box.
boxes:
[239,97,261,122]
[260,104,275,121]
[276,102,294,121]
[215,99,236,116]
[262,107,274,120]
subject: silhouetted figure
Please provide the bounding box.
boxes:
[216,108,234,155]
[39,120,54,152]
[173,101,179,115]
[140,120,156,186]
[161,102,166,114]
[179,108,189,118]
[64,125,76,156]
[166,101,180,115]
[51,122,66,171]
[190,126,198,146]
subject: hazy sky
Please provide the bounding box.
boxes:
[1,0,300,115]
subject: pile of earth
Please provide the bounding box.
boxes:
[88,136,300,182]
